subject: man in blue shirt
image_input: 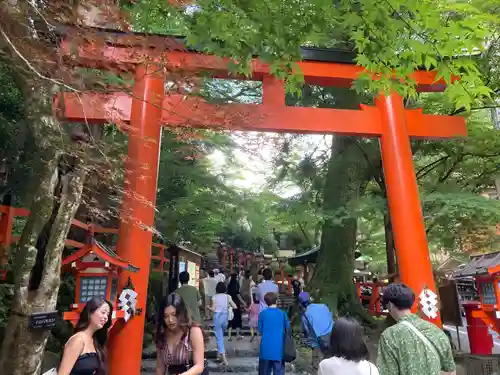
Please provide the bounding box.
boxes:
[258,292,290,375]
[257,268,279,312]
[299,292,334,369]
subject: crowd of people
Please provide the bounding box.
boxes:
[56,267,457,375]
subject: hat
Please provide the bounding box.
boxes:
[298,292,310,303]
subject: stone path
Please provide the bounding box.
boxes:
[141,336,308,375]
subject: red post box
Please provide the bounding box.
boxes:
[463,301,494,355]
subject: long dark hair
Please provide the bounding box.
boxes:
[75,297,113,374]
[156,293,191,349]
[227,273,239,295]
[328,318,369,362]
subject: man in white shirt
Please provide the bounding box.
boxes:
[257,268,279,312]
[203,270,218,319]
[213,268,226,283]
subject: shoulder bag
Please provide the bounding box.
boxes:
[227,294,234,321]
[400,320,443,374]
[282,311,296,362]
[303,313,331,354]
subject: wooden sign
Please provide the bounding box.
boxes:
[29,312,58,330]
[438,280,463,327]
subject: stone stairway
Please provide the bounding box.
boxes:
[202,251,222,272]
[141,336,305,375]
[141,312,309,375]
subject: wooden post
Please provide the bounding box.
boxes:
[108,64,165,375]
[376,92,440,325]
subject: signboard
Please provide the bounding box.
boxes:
[187,261,196,287]
[29,312,58,330]
[195,263,200,289]
[438,280,463,327]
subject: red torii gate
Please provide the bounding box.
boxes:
[55,28,466,375]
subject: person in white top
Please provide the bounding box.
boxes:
[203,270,218,319]
[209,281,236,365]
[318,318,379,375]
[213,269,226,283]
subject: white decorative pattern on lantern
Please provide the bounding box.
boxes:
[419,288,438,319]
[118,289,138,322]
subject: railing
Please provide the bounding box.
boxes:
[0,204,170,280]
[356,281,388,316]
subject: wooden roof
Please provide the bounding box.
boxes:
[454,251,500,278]
[62,238,139,272]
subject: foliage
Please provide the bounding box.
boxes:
[127,0,494,108]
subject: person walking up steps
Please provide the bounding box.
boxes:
[176,271,202,324]
[227,273,247,341]
[209,281,237,365]
[203,270,217,320]
[248,293,260,342]
[257,268,279,312]
[258,292,290,375]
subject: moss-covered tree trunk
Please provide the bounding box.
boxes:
[308,135,374,325]
[0,152,87,375]
[0,83,91,374]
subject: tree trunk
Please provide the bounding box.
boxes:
[0,117,89,375]
[383,212,397,275]
[308,136,374,326]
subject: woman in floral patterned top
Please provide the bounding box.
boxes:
[376,283,456,375]
[156,293,205,375]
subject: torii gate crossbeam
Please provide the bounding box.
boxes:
[55,29,466,375]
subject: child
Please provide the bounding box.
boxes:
[258,292,290,375]
[249,293,260,342]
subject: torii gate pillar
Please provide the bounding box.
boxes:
[377,93,438,323]
[107,64,164,375]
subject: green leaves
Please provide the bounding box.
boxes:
[125,0,496,110]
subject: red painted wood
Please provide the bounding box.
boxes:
[58,92,467,139]
[59,39,450,92]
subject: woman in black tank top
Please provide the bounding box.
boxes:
[58,297,113,375]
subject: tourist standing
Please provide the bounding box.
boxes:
[257,268,279,312]
[376,283,456,375]
[210,282,237,365]
[298,292,333,369]
[58,297,112,375]
[227,273,247,341]
[203,270,218,319]
[258,292,290,375]
[176,271,202,324]
[318,318,378,375]
[291,276,302,302]
[155,293,205,375]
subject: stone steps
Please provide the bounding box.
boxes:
[141,357,300,374]
[143,337,260,359]
[141,337,311,375]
